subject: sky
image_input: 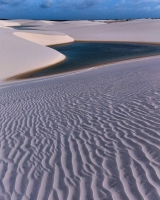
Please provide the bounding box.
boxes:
[0,0,160,20]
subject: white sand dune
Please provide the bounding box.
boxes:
[13,19,160,43]
[0,20,76,80]
[0,20,20,27]
[14,32,74,46]
[0,28,66,80]
[0,56,160,199]
[50,19,160,43]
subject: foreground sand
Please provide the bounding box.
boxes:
[0,56,160,199]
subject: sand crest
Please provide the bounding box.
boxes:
[14,32,74,46]
[0,28,66,80]
[0,20,20,27]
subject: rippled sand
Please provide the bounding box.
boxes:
[0,57,160,200]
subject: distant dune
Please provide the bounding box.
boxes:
[0,19,160,80]
[14,32,74,46]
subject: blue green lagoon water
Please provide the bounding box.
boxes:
[26,42,160,79]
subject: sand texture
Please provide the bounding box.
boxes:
[0,56,160,200]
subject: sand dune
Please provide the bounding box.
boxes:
[0,20,75,81]
[0,28,66,80]
[54,19,160,43]
[0,19,160,80]
[14,32,74,46]
[0,56,160,199]
[0,20,20,27]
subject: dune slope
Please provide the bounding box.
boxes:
[0,57,160,200]
[0,28,66,81]
[14,32,74,46]
[40,19,160,44]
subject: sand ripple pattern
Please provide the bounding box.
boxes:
[0,58,160,200]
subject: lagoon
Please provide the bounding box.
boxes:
[26,42,160,79]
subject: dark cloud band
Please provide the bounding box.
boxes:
[40,0,54,8]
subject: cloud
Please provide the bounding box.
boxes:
[137,0,160,3]
[0,0,12,4]
[56,0,102,9]
[0,0,22,5]
[0,0,8,4]
[116,0,160,11]
[74,0,101,8]
[155,5,160,9]
[0,0,54,8]
[117,0,160,5]
[40,0,54,8]
[129,0,160,6]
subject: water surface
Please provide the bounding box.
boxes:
[26,42,160,79]
[10,26,38,30]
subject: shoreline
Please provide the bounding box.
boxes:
[48,40,160,48]
[75,40,160,47]
[6,56,66,81]
[11,41,160,81]
[7,51,160,82]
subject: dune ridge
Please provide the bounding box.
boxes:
[0,57,160,199]
[0,20,20,27]
[14,32,74,46]
[0,27,69,81]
